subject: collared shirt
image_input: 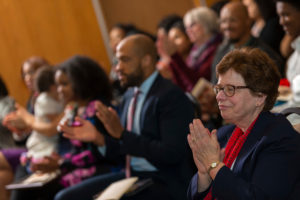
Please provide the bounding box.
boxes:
[287,36,300,86]
[130,70,159,172]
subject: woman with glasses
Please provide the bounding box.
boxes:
[187,47,300,199]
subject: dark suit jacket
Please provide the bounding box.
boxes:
[188,111,300,200]
[105,74,196,200]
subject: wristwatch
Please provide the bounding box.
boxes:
[207,161,220,174]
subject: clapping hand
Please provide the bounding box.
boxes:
[59,117,105,146]
[187,119,223,173]
[94,101,124,139]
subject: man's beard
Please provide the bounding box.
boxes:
[120,66,144,89]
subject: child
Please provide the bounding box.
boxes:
[22,66,64,164]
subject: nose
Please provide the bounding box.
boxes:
[279,16,285,26]
[24,74,32,82]
[216,89,226,101]
[57,85,63,94]
[221,18,231,29]
[115,62,122,73]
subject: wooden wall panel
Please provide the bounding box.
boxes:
[0,0,110,106]
[100,0,196,35]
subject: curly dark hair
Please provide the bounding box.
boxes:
[216,48,280,111]
[56,55,113,102]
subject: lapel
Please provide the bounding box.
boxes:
[139,75,162,130]
[232,112,272,173]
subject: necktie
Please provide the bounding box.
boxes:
[125,88,140,178]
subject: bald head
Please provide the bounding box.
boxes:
[117,34,157,62]
[223,1,249,19]
[220,1,252,45]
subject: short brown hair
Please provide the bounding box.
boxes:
[216,48,280,111]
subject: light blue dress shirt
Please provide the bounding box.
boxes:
[130,71,158,172]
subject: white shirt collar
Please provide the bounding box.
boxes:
[291,36,300,52]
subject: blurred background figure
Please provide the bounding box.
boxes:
[21,56,50,114]
[0,56,49,200]
[157,7,222,92]
[156,17,192,80]
[211,1,284,83]
[242,0,284,57]
[0,77,16,149]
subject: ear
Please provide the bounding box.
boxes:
[256,93,267,107]
[141,54,152,67]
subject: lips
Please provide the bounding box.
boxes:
[218,104,229,110]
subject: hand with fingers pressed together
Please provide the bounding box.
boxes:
[94,100,124,139]
[187,119,225,191]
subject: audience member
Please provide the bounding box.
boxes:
[21,66,64,166]
[53,34,195,200]
[187,48,300,199]
[157,19,192,80]
[158,7,222,92]
[0,56,49,200]
[0,77,16,200]
[0,77,16,149]
[21,56,50,114]
[211,1,284,83]
[275,0,300,85]
[242,0,284,56]
[156,14,182,38]
[156,14,182,79]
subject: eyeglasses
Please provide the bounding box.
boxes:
[213,84,249,97]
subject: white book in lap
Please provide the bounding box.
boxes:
[6,170,60,190]
[95,177,138,200]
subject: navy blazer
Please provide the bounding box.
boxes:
[188,111,300,200]
[105,74,196,200]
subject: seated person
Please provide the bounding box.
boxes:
[20,66,64,166]
[187,48,300,199]
[0,76,17,149]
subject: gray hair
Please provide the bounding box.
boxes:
[184,7,219,35]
